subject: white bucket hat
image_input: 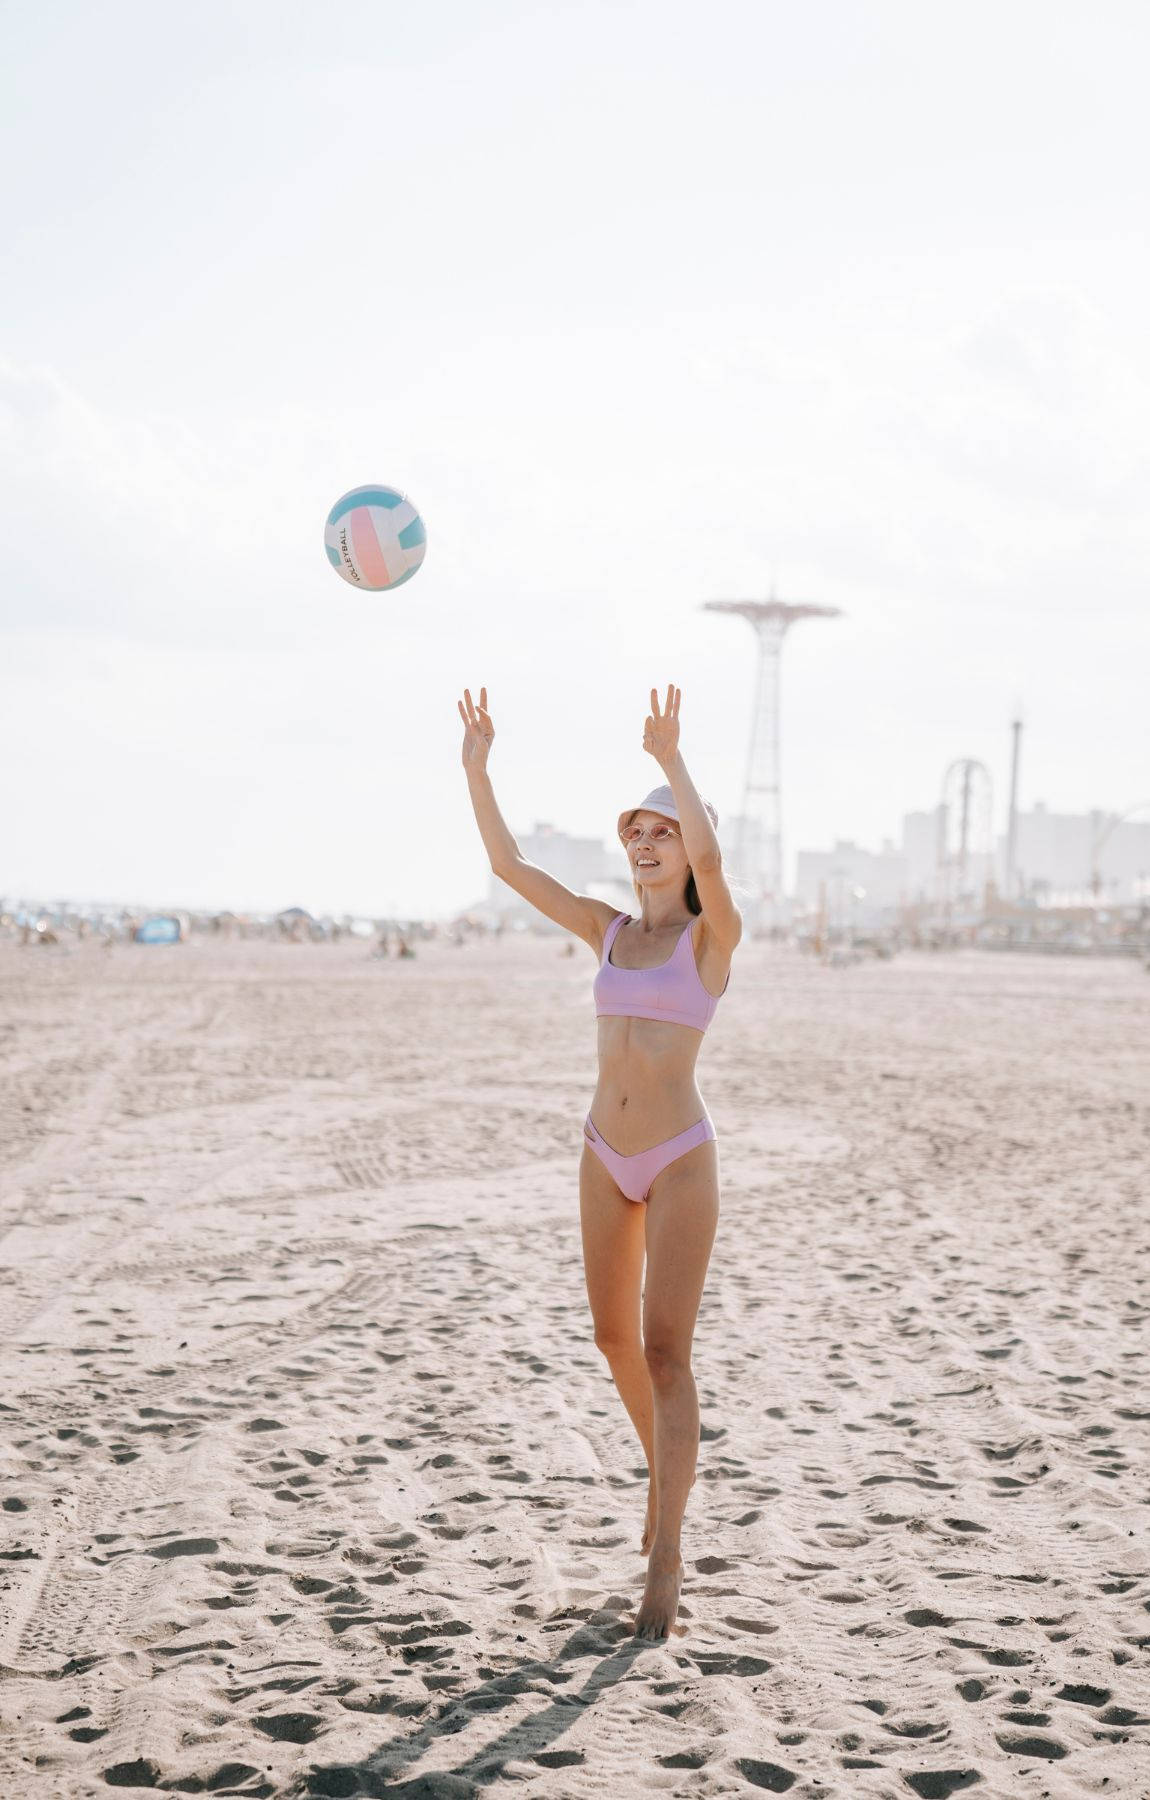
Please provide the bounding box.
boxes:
[617,783,718,841]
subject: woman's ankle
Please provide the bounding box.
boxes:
[647,1537,682,1567]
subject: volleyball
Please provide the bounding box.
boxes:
[323,484,427,591]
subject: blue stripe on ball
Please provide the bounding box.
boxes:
[324,542,343,569]
[398,518,427,550]
[326,485,404,524]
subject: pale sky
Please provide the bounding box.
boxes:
[3,0,1148,917]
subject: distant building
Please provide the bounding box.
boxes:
[797,802,1150,914]
[1000,803,1150,904]
[794,840,910,916]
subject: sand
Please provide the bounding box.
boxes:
[1,933,1148,1800]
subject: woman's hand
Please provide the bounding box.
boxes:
[458,686,495,772]
[642,684,681,768]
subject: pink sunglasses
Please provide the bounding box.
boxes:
[619,822,680,846]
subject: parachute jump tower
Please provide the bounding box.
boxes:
[703,593,842,922]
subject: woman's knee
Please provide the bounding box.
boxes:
[594,1325,643,1361]
[642,1335,692,1383]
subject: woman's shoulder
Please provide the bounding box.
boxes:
[597,903,631,929]
[586,901,630,957]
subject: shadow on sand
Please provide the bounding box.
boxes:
[293,1610,666,1797]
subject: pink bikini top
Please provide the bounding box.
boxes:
[593,912,729,1034]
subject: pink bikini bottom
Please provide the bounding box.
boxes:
[583,1113,717,1204]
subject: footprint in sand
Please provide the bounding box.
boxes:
[734,1756,798,1791]
[693,1652,772,1677]
[252,1711,324,1742]
[994,1731,1068,1759]
[904,1775,983,1799]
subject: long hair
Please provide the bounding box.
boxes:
[632,868,702,915]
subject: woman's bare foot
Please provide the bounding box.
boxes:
[634,1550,684,1640]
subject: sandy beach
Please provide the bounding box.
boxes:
[1,933,1148,1799]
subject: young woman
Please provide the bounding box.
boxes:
[457,682,742,1641]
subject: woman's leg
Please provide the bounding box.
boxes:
[634,1135,720,1640]
[579,1143,656,1544]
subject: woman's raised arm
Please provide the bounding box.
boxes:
[643,684,743,953]
[458,687,617,951]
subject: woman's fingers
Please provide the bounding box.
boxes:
[648,685,682,721]
[458,688,492,749]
